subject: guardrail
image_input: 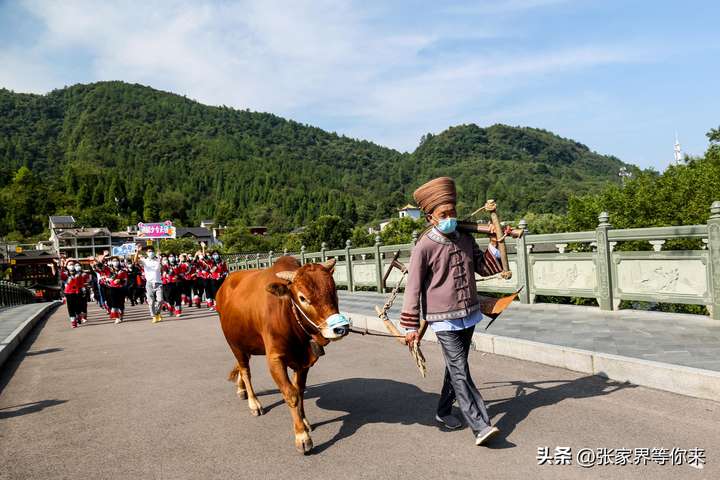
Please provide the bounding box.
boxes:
[0,280,37,307]
[225,201,720,320]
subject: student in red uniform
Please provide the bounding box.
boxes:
[78,263,92,324]
[178,253,192,307]
[195,251,210,308]
[160,255,171,313]
[205,250,227,311]
[61,260,86,328]
[185,253,200,307]
[106,257,129,324]
[166,254,183,317]
[93,258,112,316]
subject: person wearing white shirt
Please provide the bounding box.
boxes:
[135,246,163,323]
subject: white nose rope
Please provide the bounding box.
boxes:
[290,298,323,332]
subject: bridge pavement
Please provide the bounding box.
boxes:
[0,302,718,479]
[338,291,720,372]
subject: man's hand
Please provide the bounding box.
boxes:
[405,331,420,351]
[488,222,498,247]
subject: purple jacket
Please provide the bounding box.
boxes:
[399,228,502,330]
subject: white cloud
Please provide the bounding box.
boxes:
[3,0,645,152]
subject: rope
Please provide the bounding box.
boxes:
[348,327,404,339]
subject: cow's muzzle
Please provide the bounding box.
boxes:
[321,313,351,340]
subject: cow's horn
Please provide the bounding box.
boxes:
[321,258,336,270]
[275,271,297,283]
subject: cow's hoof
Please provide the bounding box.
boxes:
[303,418,313,432]
[250,407,263,416]
[295,432,313,454]
[236,389,248,400]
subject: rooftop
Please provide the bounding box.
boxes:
[49,215,76,225]
[55,228,111,238]
[176,227,212,237]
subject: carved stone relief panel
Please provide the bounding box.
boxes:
[616,259,707,296]
[532,260,596,291]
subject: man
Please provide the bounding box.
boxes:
[400,177,503,447]
[135,245,163,323]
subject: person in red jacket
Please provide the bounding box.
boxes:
[166,254,183,317]
[106,257,129,324]
[178,253,192,307]
[206,250,227,311]
[195,251,210,308]
[77,263,92,324]
[189,252,202,308]
[93,258,112,316]
[60,260,86,328]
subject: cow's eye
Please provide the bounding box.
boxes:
[299,294,309,304]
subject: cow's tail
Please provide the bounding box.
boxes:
[227,364,241,382]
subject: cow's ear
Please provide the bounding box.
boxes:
[266,282,290,297]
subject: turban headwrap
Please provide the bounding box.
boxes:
[413,177,457,214]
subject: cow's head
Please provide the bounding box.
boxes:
[266,258,350,341]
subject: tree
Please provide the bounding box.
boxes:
[350,226,374,248]
[159,238,202,255]
[301,215,351,251]
[380,217,426,245]
[143,187,160,221]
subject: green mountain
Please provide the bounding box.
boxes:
[0,81,629,239]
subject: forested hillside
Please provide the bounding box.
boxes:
[0,81,629,240]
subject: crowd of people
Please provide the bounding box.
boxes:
[59,245,228,328]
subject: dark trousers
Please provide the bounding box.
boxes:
[204,278,216,301]
[168,282,182,309]
[435,325,491,435]
[107,287,126,312]
[65,293,82,318]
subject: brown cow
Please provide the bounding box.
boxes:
[215,255,350,454]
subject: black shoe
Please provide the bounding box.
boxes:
[435,414,462,430]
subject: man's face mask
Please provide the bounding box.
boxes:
[434,216,457,234]
[74,265,82,272]
[169,256,177,264]
[147,251,155,259]
[212,254,220,261]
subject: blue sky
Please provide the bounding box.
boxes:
[1,0,719,170]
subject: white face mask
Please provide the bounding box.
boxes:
[74,265,82,272]
[147,251,156,259]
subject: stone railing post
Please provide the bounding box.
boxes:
[244,254,249,270]
[708,201,720,320]
[321,242,327,263]
[283,248,288,257]
[374,235,384,293]
[515,219,532,304]
[300,245,306,266]
[255,253,261,269]
[411,230,418,246]
[345,239,354,292]
[595,211,615,311]
[268,251,274,267]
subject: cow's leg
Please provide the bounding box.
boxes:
[293,368,311,432]
[228,364,247,399]
[230,347,263,416]
[267,354,312,454]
